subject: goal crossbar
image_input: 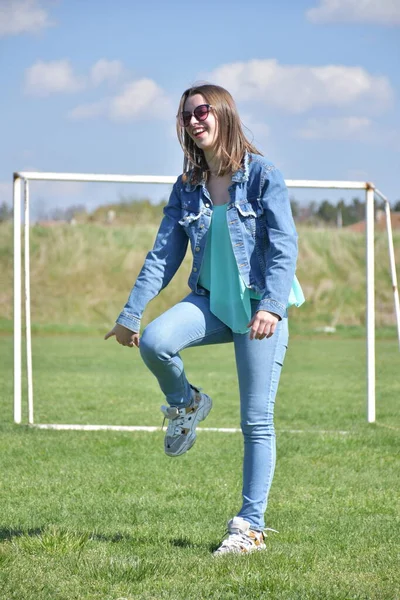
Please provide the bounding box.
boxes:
[13,171,400,429]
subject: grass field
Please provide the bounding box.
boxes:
[1,222,400,329]
[0,331,399,599]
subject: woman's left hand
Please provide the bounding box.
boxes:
[247,310,279,340]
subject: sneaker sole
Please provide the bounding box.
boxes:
[165,394,212,457]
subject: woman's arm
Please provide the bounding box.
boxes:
[256,166,298,320]
[115,178,189,333]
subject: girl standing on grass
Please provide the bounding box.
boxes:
[105,83,304,555]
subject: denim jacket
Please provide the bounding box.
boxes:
[117,152,298,332]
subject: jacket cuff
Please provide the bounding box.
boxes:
[255,298,286,320]
[116,311,141,333]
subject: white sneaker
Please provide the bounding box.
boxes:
[213,517,276,556]
[161,388,212,457]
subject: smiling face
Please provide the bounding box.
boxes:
[177,84,261,180]
[183,93,217,155]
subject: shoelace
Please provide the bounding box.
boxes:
[218,532,257,552]
[160,387,203,430]
[161,405,191,434]
[264,527,279,535]
[217,527,278,553]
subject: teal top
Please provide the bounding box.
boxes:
[198,204,305,334]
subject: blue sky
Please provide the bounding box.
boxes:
[1,0,400,217]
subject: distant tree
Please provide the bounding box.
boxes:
[0,201,12,222]
[50,204,87,221]
[296,200,318,224]
[393,200,400,212]
[317,199,336,223]
[308,200,317,216]
[343,197,365,225]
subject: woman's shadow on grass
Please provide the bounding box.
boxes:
[0,527,132,543]
[170,536,218,553]
[0,528,43,542]
[1,528,216,552]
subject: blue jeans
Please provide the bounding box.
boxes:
[139,292,289,531]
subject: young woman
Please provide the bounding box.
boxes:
[105,84,304,555]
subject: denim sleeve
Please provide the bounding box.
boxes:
[116,180,188,332]
[256,166,298,319]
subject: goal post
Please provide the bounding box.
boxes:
[12,171,400,428]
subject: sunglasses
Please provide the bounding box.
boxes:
[178,104,213,128]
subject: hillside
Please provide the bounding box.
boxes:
[1,221,399,330]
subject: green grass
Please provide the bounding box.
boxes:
[0,332,399,599]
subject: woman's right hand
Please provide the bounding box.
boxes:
[104,323,140,348]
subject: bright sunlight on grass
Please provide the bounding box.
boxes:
[0,332,399,599]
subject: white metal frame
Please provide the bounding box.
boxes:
[13,172,400,429]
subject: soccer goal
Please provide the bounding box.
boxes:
[13,171,400,429]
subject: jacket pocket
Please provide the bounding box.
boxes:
[236,202,257,238]
[178,211,201,227]
[236,202,257,218]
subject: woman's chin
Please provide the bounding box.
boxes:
[195,140,213,152]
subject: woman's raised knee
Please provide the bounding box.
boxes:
[139,323,172,363]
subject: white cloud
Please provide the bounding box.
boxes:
[0,0,53,37]
[307,0,400,26]
[24,58,126,97]
[297,116,373,140]
[25,60,84,96]
[68,78,173,122]
[90,59,125,86]
[208,59,393,114]
[110,79,173,121]
[68,100,108,120]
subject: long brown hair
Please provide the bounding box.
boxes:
[176,84,262,183]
